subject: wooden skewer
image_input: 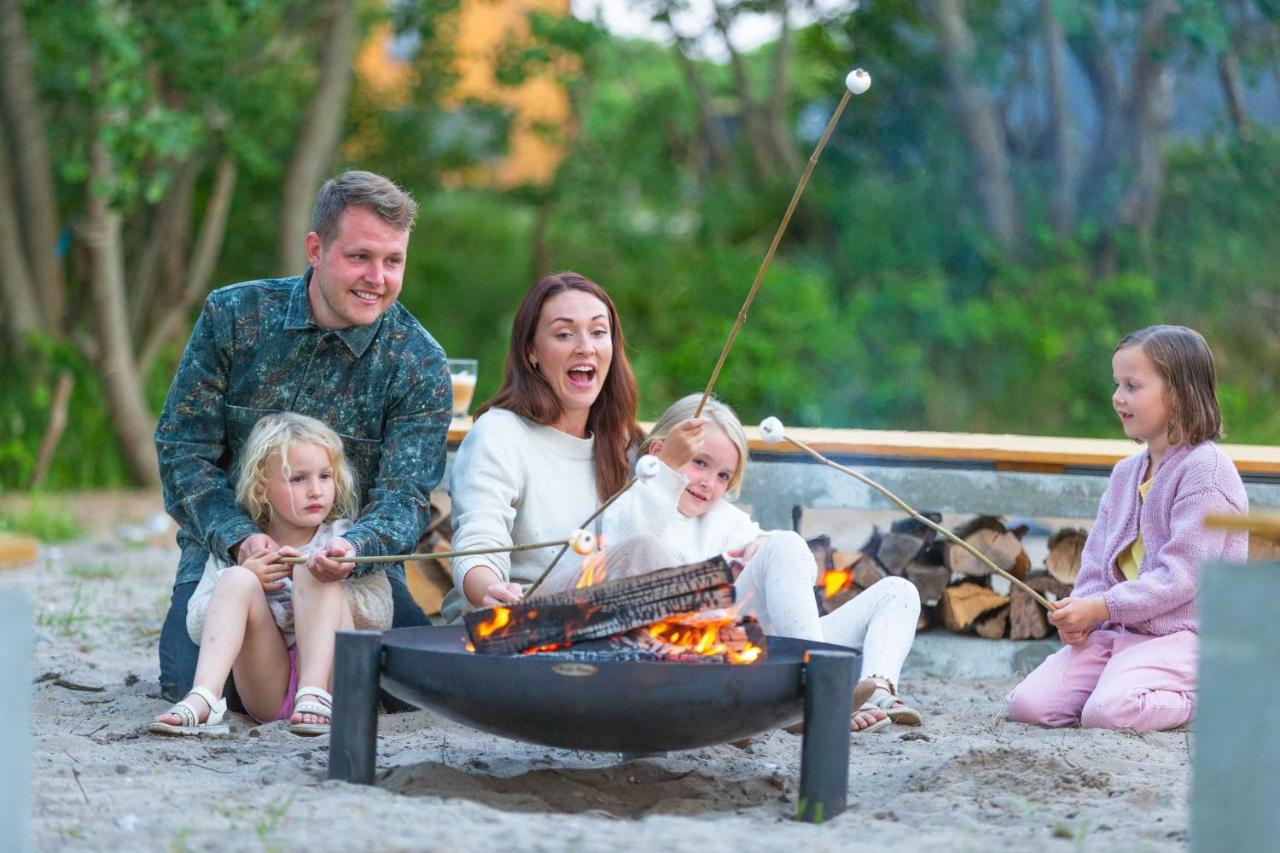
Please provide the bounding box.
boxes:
[694,87,854,418]
[781,435,1055,611]
[278,540,570,565]
[524,475,641,597]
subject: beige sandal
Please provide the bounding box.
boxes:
[289,686,332,737]
[863,685,923,727]
[148,686,230,736]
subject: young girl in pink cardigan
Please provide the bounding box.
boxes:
[1006,325,1248,731]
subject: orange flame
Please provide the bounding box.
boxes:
[645,612,763,664]
[574,550,607,589]
[474,607,511,639]
[820,567,853,598]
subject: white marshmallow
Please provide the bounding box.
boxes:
[759,417,785,444]
[845,68,871,95]
[635,454,662,482]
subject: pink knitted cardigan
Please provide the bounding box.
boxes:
[1071,440,1249,636]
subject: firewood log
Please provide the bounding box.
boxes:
[852,553,887,589]
[974,605,1009,639]
[876,530,925,575]
[939,582,1008,633]
[1046,527,1088,585]
[945,516,1028,580]
[917,606,933,631]
[807,535,835,573]
[466,557,735,654]
[1009,571,1075,640]
[905,562,951,607]
[1247,535,1280,562]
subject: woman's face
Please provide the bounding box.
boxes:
[528,290,613,432]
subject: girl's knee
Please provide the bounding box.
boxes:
[216,565,261,595]
[877,576,921,617]
[1079,693,1139,730]
[756,531,817,582]
[1005,683,1064,727]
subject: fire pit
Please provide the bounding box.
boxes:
[327,625,860,822]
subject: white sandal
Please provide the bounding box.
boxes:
[864,685,923,727]
[148,686,230,736]
[289,686,332,737]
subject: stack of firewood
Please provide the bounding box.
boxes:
[810,517,1089,640]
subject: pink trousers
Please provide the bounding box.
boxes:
[1006,628,1197,731]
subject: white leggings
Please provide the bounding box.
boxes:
[600,532,920,686]
[734,531,920,686]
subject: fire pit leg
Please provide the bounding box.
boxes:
[795,650,855,823]
[328,630,383,785]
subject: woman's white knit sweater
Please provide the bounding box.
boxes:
[444,408,597,622]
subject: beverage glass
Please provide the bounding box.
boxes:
[447,358,478,418]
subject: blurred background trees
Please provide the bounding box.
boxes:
[2,0,1277,490]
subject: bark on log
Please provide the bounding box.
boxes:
[939,582,1008,633]
[905,562,951,607]
[852,554,887,590]
[1046,527,1088,585]
[466,557,735,654]
[1009,571,1075,640]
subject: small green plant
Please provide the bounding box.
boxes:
[0,497,82,543]
[67,561,121,580]
[254,793,295,851]
[36,585,93,638]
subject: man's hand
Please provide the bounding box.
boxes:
[1048,595,1109,636]
[307,537,356,582]
[242,547,293,592]
[236,533,278,565]
[654,418,706,472]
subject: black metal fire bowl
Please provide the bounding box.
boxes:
[328,626,861,823]
[377,624,859,753]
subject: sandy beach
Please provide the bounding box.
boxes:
[5,496,1190,852]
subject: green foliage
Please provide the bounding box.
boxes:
[0,497,82,543]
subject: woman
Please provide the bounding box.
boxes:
[443,272,643,622]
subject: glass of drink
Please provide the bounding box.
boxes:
[447,358,478,418]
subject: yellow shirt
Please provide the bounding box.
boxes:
[1115,478,1154,581]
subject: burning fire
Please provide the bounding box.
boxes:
[646,612,763,664]
[574,549,607,589]
[474,607,511,639]
[819,567,853,598]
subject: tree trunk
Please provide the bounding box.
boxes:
[1040,0,1074,236]
[713,1,778,185]
[0,129,41,345]
[923,0,1023,249]
[278,0,357,274]
[1217,49,1248,137]
[765,3,801,177]
[130,155,202,334]
[1114,3,1177,236]
[83,138,160,486]
[140,156,238,374]
[0,0,65,331]
[672,39,733,176]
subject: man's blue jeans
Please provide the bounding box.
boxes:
[157,570,430,702]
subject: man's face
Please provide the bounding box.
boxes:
[306,206,409,329]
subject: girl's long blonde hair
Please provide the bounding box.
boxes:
[235,413,359,528]
[644,394,750,500]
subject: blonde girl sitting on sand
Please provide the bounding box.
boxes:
[149,413,392,737]
[598,394,924,733]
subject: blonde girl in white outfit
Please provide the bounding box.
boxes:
[603,394,924,732]
[149,413,391,737]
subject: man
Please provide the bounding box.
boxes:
[155,170,450,702]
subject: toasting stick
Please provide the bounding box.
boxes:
[758,417,1055,611]
[693,68,872,418]
[276,531,599,566]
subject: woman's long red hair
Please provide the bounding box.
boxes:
[476,272,642,498]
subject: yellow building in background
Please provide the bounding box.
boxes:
[355,0,571,189]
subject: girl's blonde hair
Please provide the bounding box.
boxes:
[235,413,359,528]
[644,394,750,500]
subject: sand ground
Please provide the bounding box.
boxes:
[3,493,1188,852]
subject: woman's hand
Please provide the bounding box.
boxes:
[307,538,355,582]
[236,532,278,565]
[725,535,769,577]
[243,547,291,592]
[1047,595,1109,636]
[654,418,706,472]
[482,582,525,608]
